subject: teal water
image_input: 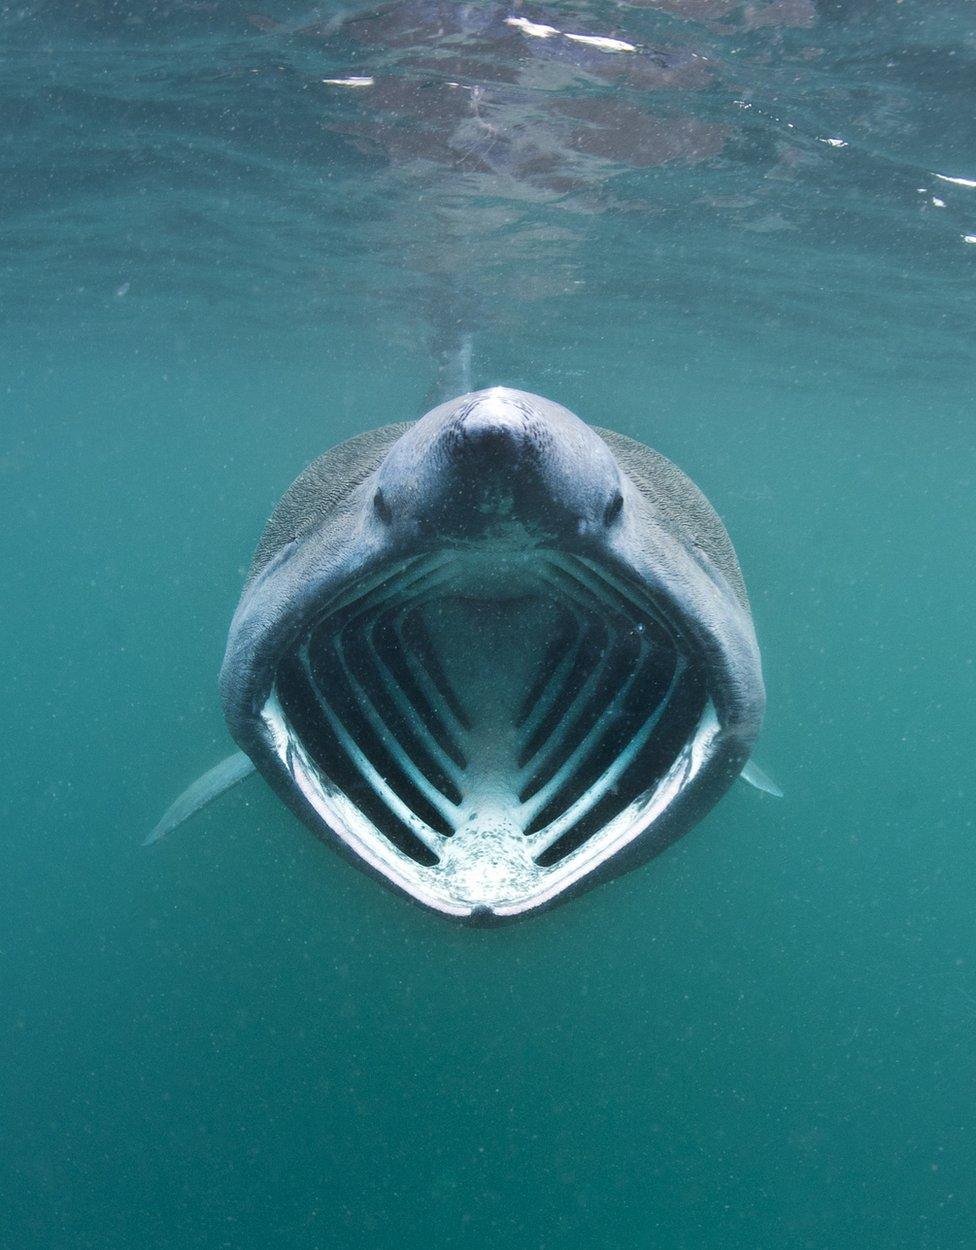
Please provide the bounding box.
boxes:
[3,3,976,1247]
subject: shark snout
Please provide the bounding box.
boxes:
[446,390,534,472]
[375,387,620,541]
[435,392,556,533]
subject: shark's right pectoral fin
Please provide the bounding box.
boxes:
[144,750,256,845]
[740,758,784,799]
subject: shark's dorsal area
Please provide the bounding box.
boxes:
[216,388,766,923]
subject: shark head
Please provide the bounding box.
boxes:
[219,388,765,923]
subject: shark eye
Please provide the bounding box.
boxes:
[604,491,624,525]
[373,488,392,524]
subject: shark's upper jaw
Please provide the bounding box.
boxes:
[256,544,723,922]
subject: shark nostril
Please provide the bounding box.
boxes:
[604,491,624,525]
[374,488,392,524]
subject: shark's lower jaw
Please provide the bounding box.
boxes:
[260,549,720,921]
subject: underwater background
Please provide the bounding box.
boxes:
[3,2,975,1246]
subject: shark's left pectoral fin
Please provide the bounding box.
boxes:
[144,750,256,845]
[740,758,784,798]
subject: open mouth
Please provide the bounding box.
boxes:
[260,549,716,919]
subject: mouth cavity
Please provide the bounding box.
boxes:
[261,550,712,918]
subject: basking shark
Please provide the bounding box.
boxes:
[149,387,778,922]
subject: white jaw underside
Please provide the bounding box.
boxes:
[260,549,720,918]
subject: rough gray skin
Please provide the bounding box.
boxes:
[247,417,747,613]
[220,388,765,923]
